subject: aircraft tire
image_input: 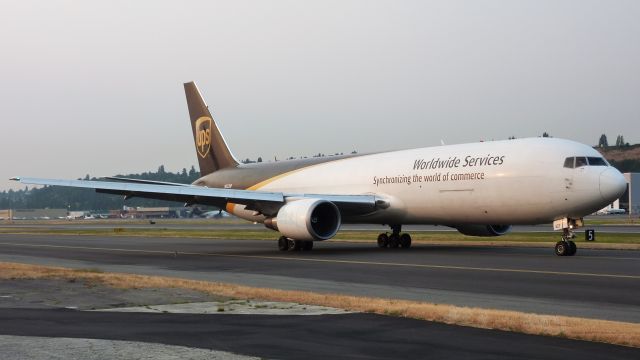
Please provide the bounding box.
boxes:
[377,233,389,248]
[278,236,290,251]
[400,233,412,248]
[554,241,568,256]
[302,241,314,251]
[292,240,303,251]
[568,241,577,256]
[388,234,400,248]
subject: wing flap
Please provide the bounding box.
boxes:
[102,177,190,187]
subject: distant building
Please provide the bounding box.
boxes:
[621,173,639,215]
[68,211,89,219]
[596,199,621,215]
[123,207,189,219]
[0,208,67,220]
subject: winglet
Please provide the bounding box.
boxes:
[9,177,20,181]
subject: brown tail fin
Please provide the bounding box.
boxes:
[184,82,239,176]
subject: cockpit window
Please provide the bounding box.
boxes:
[587,157,607,166]
[563,157,574,168]
[575,157,588,167]
[564,156,609,168]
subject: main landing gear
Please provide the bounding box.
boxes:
[377,224,412,249]
[277,236,313,252]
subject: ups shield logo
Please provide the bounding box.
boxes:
[195,117,212,158]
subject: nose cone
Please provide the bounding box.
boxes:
[600,168,627,202]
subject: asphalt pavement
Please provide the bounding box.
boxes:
[1,233,639,358]
[1,308,638,360]
[0,234,638,322]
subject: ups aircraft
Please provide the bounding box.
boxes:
[12,82,627,256]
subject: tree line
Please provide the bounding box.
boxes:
[0,166,201,211]
[598,134,630,148]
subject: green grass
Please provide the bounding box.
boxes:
[578,218,639,225]
[0,227,638,244]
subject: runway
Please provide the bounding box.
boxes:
[0,234,639,322]
[1,233,639,358]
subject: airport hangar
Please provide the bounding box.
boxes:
[619,173,640,215]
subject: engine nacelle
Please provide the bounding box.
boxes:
[455,224,512,237]
[268,199,341,241]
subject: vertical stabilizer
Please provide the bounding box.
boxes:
[184,82,239,176]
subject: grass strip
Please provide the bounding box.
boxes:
[0,227,639,249]
[1,261,638,348]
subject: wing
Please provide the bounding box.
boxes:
[10,177,383,217]
[102,177,191,187]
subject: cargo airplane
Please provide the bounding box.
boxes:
[12,82,627,256]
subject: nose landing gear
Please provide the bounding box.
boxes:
[555,229,577,256]
[553,219,579,256]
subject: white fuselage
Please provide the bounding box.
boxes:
[230,138,626,226]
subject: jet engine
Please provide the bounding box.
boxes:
[265,198,341,241]
[455,224,512,237]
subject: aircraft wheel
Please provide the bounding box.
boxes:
[291,240,303,251]
[388,234,400,248]
[400,233,412,248]
[302,241,314,251]
[377,233,389,248]
[554,241,568,256]
[568,241,577,256]
[278,236,290,251]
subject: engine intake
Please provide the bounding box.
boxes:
[267,199,341,241]
[455,224,512,237]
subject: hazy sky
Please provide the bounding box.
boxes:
[1,0,639,190]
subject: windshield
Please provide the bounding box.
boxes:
[563,156,609,168]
